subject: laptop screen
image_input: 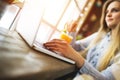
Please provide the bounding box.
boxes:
[16,0,45,46]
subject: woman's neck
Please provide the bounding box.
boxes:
[111,29,116,38]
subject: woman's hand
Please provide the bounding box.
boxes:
[43,39,85,68]
[65,20,78,32]
[44,39,76,58]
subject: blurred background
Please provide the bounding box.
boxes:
[0,0,107,41]
[76,0,107,39]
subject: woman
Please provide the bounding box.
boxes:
[44,0,120,80]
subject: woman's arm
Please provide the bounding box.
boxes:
[77,53,120,80]
[43,35,119,80]
[69,32,98,51]
[78,61,115,80]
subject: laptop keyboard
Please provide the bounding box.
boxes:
[34,41,75,64]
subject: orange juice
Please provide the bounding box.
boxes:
[60,32,73,44]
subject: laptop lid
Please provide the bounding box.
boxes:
[16,0,75,64]
[16,0,45,47]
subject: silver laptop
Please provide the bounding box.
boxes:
[16,1,75,64]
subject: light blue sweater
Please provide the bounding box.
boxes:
[70,32,120,80]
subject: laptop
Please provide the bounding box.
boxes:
[16,0,75,64]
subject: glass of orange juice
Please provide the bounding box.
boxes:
[60,32,73,44]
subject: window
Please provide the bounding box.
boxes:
[15,0,88,43]
[0,0,24,29]
[74,0,88,12]
[0,4,20,29]
[36,0,88,43]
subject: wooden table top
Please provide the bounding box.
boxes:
[0,27,75,80]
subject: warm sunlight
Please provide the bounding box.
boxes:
[43,0,69,26]
[36,0,80,43]
[0,0,89,43]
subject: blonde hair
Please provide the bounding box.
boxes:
[82,0,120,71]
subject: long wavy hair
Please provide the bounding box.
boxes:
[83,0,120,71]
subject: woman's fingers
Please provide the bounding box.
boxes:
[44,39,68,47]
[43,39,69,53]
[67,20,77,32]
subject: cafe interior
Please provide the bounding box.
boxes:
[0,0,107,80]
[0,0,107,40]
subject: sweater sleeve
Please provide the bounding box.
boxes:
[79,60,115,80]
[78,54,120,80]
[69,32,98,51]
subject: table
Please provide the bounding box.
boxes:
[0,27,75,80]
